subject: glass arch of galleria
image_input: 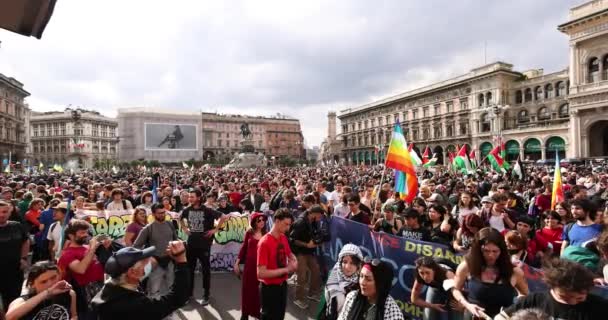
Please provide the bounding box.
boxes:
[345,136,567,165]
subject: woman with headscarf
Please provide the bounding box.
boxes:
[338,259,404,320]
[319,244,363,320]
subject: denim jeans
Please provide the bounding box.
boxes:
[424,287,463,320]
[147,262,174,298]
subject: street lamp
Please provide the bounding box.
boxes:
[71,109,82,168]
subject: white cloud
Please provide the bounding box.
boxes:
[0,0,577,146]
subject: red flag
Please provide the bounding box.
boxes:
[422,146,430,164]
[469,149,476,160]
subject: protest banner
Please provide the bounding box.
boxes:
[75,209,250,271]
[321,216,608,320]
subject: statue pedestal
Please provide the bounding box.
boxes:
[223,138,267,169]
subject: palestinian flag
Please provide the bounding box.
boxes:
[488,146,506,173]
[407,143,423,166]
[452,145,472,174]
[500,141,510,170]
[423,153,438,168]
[422,146,431,165]
[469,149,477,169]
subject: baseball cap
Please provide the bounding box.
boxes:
[105,246,157,278]
[481,196,494,204]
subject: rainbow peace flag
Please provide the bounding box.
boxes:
[551,153,564,210]
[385,122,418,203]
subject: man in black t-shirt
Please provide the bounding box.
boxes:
[496,258,606,320]
[0,200,30,310]
[289,205,324,309]
[399,208,431,242]
[180,189,227,306]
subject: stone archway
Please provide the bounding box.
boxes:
[588,121,608,157]
[545,136,566,160]
[203,151,215,161]
[524,138,542,161]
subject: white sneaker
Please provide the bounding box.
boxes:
[293,299,309,309]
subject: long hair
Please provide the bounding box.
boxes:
[347,261,394,320]
[414,256,447,286]
[458,191,475,210]
[465,227,513,284]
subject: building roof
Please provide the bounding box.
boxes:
[0,73,30,96]
[558,0,608,31]
[339,61,521,117]
[117,107,201,116]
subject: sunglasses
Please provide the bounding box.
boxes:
[363,256,381,266]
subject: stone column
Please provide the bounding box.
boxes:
[541,147,546,161]
[519,147,525,162]
[569,110,580,158]
[569,43,576,87]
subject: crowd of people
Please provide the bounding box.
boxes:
[0,161,607,319]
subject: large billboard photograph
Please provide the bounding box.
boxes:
[145,123,197,150]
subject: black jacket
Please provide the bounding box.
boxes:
[90,262,190,320]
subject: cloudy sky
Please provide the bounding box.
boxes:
[0,0,580,147]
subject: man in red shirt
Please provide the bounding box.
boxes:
[58,219,106,317]
[257,208,298,320]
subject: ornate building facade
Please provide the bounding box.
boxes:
[338,0,608,164]
[30,108,119,168]
[0,73,30,163]
[201,112,304,163]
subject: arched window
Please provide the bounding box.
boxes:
[446,124,453,137]
[478,93,485,107]
[515,90,523,104]
[481,113,491,132]
[524,88,532,102]
[589,57,600,83]
[556,81,567,97]
[518,109,530,123]
[486,92,492,105]
[434,127,442,138]
[534,86,543,100]
[545,84,553,99]
[559,104,569,118]
[538,106,550,120]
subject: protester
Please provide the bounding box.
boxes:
[399,208,431,241]
[427,205,456,246]
[257,208,298,320]
[372,203,402,235]
[0,200,30,311]
[453,214,483,253]
[451,192,478,224]
[5,261,77,320]
[534,211,563,256]
[319,244,362,320]
[495,259,605,320]
[133,203,178,298]
[411,257,461,320]
[337,258,404,320]
[91,241,191,319]
[58,219,106,319]
[105,189,133,211]
[234,212,267,320]
[124,208,147,247]
[346,194,371,225]
[180,189,227,305]
[290,205,324,309]
[46,202,68,261]
[452,227,528,319]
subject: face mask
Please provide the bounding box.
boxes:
[142,261,152,280]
